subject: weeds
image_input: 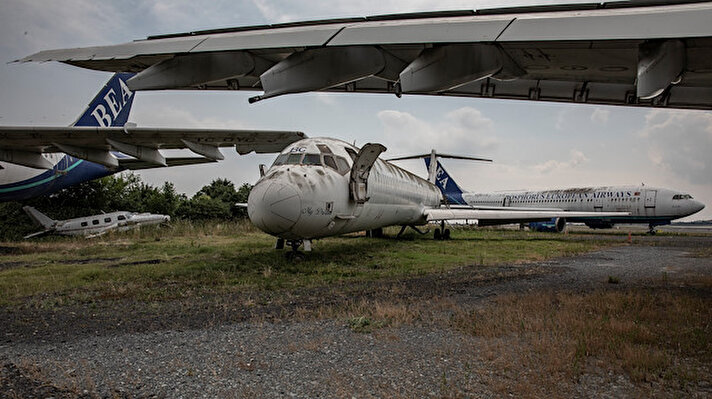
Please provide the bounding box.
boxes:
[452,286,712,390]
[0,224,607,308]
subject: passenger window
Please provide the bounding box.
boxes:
[302,153,322,165]
[323,155,338,170]
[92,219,99,225]
[285,153,303,164]
[117,215,126,221]
[104,217,111,223]
[81,222,88,227]
[335,156,350,175]
[272,153,288,166]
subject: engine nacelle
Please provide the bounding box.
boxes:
[529,217,566,233]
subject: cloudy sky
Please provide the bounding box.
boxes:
[0,0,710,220]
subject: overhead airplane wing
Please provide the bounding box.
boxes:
[0,126,306,169]
[424,208,628,225]
[16,1,712,109]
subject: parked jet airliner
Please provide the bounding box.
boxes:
[246,138,628,255]
[427,158,705,233]
[0,74,306,202]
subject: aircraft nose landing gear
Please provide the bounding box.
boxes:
[277,238,312,261]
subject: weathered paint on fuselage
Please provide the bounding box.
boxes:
[248,138,441,240]
[463,186,704,226]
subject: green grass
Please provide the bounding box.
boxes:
[0,222,609,308]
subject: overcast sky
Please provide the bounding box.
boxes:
[0,0,710,220]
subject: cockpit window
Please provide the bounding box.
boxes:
[673,194,693,200]
[272,153,288,166]
[316,144,333,154]
[335,156,350,175]
[285,153,303,164]
[302,153,322,165]
[345,147,358,162]
[323,155,338,170]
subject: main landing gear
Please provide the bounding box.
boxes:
[275,238,312,260]
[433,220,451,241]
[647,224,657,235]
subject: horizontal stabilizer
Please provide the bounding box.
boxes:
[387,153,492,162]
[24,229,55,239]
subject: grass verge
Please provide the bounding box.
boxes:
[0,222,607,308]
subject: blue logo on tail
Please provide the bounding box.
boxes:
[73,72,135,127]
[0,73,136,202]
[424,158,466,204]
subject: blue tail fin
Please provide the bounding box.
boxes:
[424,158,466,204]
[72,72,136,127]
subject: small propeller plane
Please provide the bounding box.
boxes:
[23,206,170,239]
[246,137,628,256]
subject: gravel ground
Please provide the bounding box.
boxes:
[1,235,711,398]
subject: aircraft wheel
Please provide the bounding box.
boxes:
[443,229,451,240]
[286,251,306,261]
[434,228,441,240]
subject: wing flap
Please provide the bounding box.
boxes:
[118,157,217,170]
[0,126,305,152]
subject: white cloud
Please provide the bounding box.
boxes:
[533,149,589,174]
[590,108,610,124]
[637,110,712,185]
[377,107,498,155]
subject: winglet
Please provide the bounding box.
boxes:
[72,72,136,127]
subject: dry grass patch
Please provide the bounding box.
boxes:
[453,285,712,393]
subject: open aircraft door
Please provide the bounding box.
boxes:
[503,196,511,207]
[349,143,386,204]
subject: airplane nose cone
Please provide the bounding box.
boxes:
[693,200,705,213]
[248,181,302,235]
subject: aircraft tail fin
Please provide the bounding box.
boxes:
[72,72,136,127]
[424,158,467,205]
[22,206,56,229]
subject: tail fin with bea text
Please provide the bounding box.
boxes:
[72,72,136,127]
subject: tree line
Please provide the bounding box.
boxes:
[0,173,252,240]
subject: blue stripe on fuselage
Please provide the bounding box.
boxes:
[0,155,114,201]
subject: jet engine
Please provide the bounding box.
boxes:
[529,217,566,233]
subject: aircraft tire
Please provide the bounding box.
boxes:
[443,229,451,240]
[434,228,441,240]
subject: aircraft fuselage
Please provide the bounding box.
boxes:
[248,138,440,240]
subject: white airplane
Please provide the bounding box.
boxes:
[22,206,170,239]
[246,137,628,256]
[16,1,712,110]
[423,156,705,233]
[0,73,306,202]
